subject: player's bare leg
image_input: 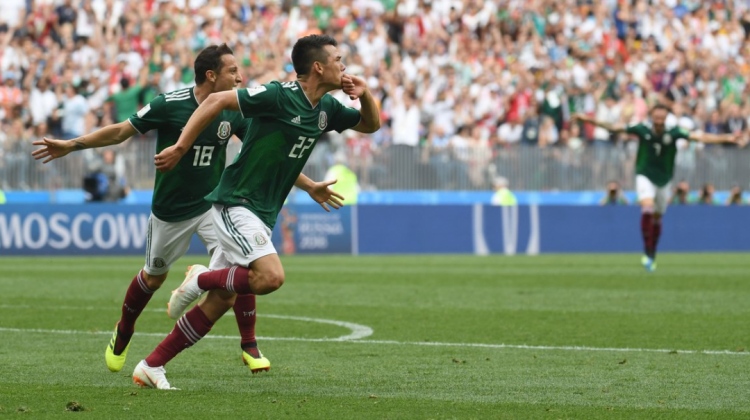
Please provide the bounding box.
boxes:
[639,198,658,272]
[106,270,168,372]
[134,290,235,389]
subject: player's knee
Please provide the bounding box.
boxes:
[143,271,168,290]
[255,269,284,293]
[216,290,237,308]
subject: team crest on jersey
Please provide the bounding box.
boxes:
[318,111,328,130]
[645,134,652,140]
[663,134,672,145]
[217,121,231,139]
[152,257,166,268]
[253,232,268,246]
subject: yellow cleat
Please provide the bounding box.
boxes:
[242,350,270,373]
[105,323,131,372]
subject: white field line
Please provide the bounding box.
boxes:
[0,325,746,356]
[0,326,746,356]
[0,304,372,341]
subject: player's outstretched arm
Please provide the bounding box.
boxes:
[688,131,743,146]
[294,173,345,212]
[343,75,381,134]
[154,90,240,172]
[31,121,137,164]
[572,114,626,134]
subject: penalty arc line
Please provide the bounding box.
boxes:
[0,326,747,356]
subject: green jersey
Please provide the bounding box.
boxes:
[129,87,250,222]
[626,122,690,187]
[206,81,361,228]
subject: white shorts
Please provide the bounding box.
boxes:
[208,204,277,269]
[143,211,219,276]
[635,175,670,214]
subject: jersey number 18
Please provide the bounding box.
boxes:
[193,145,215,166]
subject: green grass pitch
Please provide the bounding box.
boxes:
[1,254,749,419]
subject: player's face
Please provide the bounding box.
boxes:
[320,45,345,88]
[651,109,667,131]
[213,54,242,92]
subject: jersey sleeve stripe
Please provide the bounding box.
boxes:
[235,89,246,119]
[127,118,144,135]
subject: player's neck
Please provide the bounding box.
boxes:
[297,79,330,108]
[193,83,213,104]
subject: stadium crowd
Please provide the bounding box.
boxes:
[0,0,749,194]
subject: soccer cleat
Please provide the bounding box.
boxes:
[641,255,657,273]
[133,360,178,390]
[168,265,208,320]
[242,349,271,373]
[105,323,130,372]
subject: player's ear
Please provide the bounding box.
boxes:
[313,61,324,75]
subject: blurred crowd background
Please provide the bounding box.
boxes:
[1,0,749,199]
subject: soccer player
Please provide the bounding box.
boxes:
[132,34,380,389]
[573,105,740,271]
[31,44,341,375]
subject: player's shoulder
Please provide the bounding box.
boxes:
[162,87,194,103]
[626,121,647,131]
[321,92,350,109]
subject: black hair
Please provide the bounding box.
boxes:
[291,34,338,76]
[194,43,234,85]
[650,103,671,114]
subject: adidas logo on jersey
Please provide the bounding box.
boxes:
[291,116,301,124]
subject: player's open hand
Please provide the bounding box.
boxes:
[341,74,367,100]
[307,179,345,212]
[31,137,73,163]
[154,145,182,173]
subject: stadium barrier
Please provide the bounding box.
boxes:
[4,135,750,192]
[1,204,748,256]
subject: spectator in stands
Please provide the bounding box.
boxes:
[0,73,23,121]
[496,116,523,147]
[28,78,58,127]
[670,181,694,205]
[83,149,128,202]
[491,177,517,207]
[698,183,717,205]
[726,186,747,205]
[600,181,629,205]
[4,119,31,190]
[389,89,421,188]
[5,0,750,193]
[107,69,147,124]
[59,84,89,139]
[520,105,541,147]
[724,104,747,144]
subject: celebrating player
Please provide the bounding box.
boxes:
[131,34,380,389]
[574,105,740,272]
[31,44,339,375]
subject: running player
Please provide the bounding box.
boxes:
[574,104,740,271]
[31,44,340,375]
[132,34,380,389]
